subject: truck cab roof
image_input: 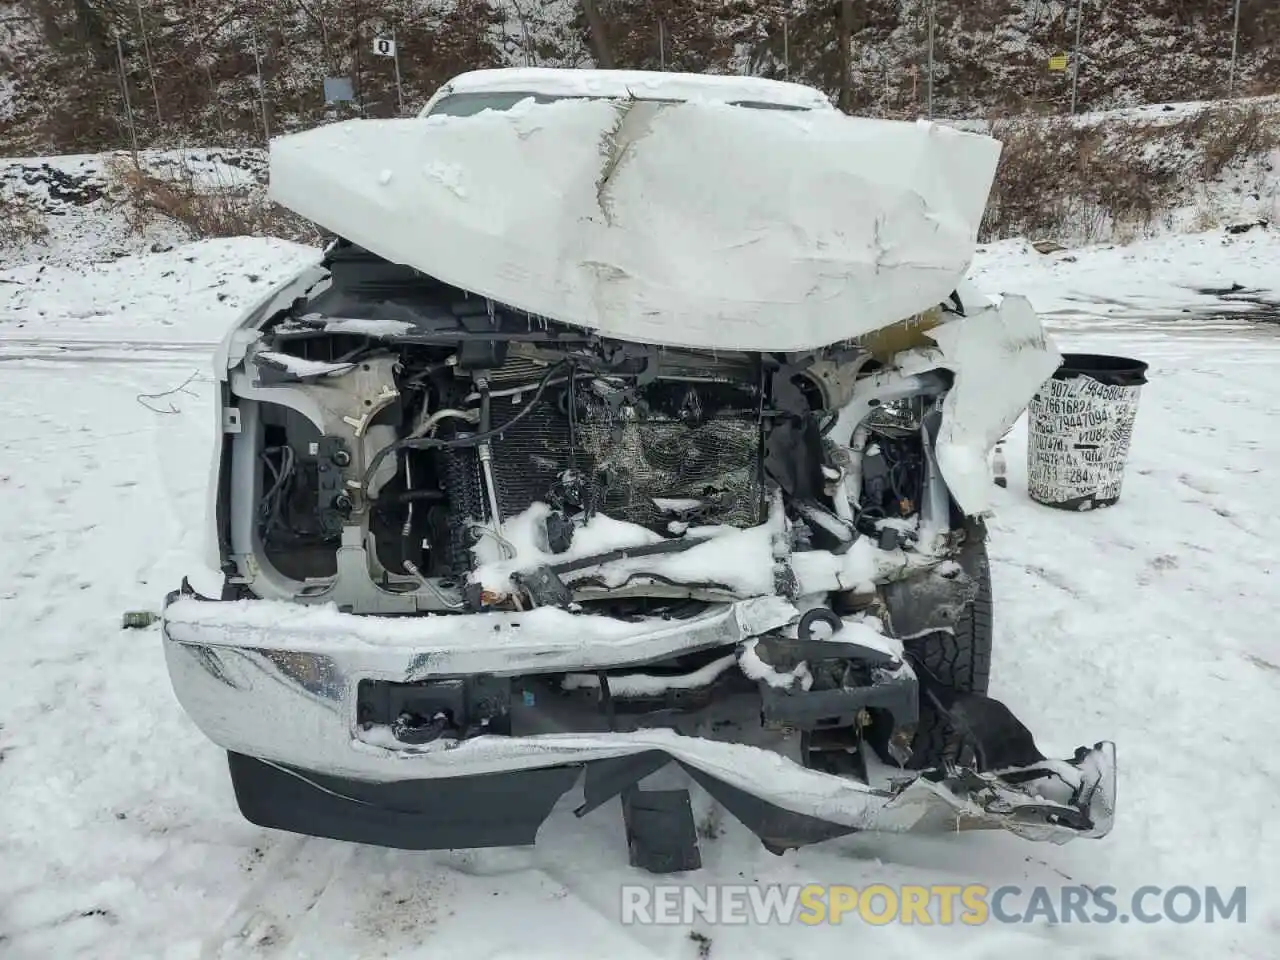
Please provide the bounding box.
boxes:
[419,67,834,117]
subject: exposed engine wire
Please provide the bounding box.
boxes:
[257,445,296,535]
[469,521,517,561]
[403,558,465,610]
[361,360,572,498]
[410,407,477,440]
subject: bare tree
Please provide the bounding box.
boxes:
[838,0,853,111]
[581,0,614,68]
[135,0,163,128]
[294,0,337,73]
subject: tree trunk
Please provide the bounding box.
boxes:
[581,0,615,68]
[838,0,853,112]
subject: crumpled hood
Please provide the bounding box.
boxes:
[269,100,1002,351]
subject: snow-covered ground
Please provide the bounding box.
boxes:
[1,229,1278,958]
[0,237,317,358]
[973,227,1280,332]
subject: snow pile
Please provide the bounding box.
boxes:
[253,350,356,378]
[269,100,1000,350]
[737,638,814,691]
[790,535,931,597]
[470,494,946,604]
[574,521,779,596]
[471,502,664,592]
[471,501,782,598]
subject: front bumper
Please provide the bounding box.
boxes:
[163,592,1116,861]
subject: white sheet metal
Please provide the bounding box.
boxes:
[927,287,1064,516]
[269,99,1002,351]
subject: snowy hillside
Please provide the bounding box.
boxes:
[2,0,1279,155]
[3,92,1277,259]
[0,149,271,265]
[1,224,1278,957]
[980,95,1280,242]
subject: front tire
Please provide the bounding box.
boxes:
[902,531,993,769]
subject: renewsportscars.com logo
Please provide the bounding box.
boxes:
[620,884,1248,926]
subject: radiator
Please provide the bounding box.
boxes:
[440,378,764,569]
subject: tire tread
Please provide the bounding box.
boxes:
[903,536,993,768]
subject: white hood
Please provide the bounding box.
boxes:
[269,100,1002,351]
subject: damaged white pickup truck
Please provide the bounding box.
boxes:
[162,68,1114,872]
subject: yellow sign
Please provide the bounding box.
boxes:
[1049,53,1070,71]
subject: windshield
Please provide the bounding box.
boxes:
[423,91,810,118]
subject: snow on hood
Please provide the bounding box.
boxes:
[268,100,1002,351]
[421,67,836,112]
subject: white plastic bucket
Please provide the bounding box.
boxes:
[1026,354,1148,510]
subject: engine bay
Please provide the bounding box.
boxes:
[215,239,964,620]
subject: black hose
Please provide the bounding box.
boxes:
[567,363,579,469]
[361,360,571,497]
[598,673,616,731]
[548,535,713,575]
[478,379,493,434]
[402,359,455,388]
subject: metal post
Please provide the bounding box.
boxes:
[1070,0,1084,114]
[1228,0,1242,97]
[926,0,935,118]
[658,20,665,71]
[392,27,404,114]
[252,28,270,141]
[115,35,140,163]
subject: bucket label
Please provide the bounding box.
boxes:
[1027,374,1141,507]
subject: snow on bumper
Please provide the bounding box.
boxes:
[162,595,1115,844]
